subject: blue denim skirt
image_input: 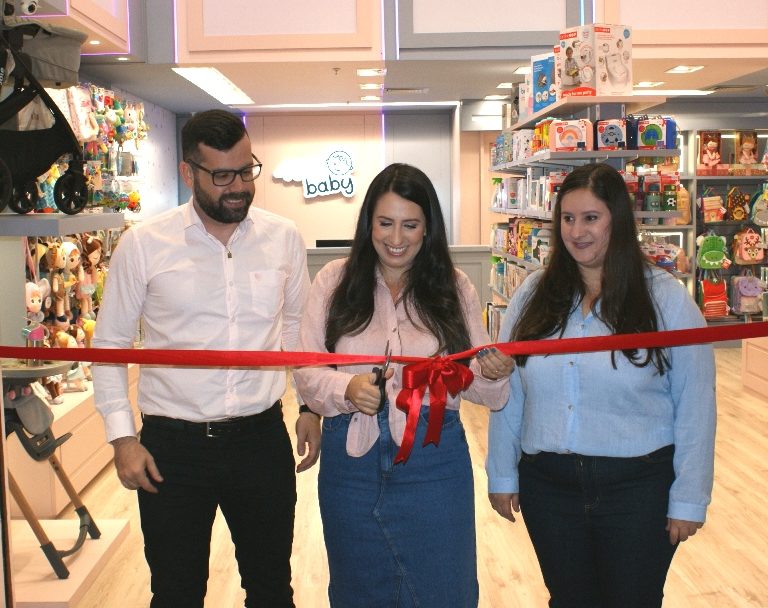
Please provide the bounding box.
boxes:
[318,402,478,608]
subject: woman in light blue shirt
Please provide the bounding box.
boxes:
[486,163,716,608]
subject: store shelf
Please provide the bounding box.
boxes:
[0,212,125,237]
[511,96,667,130]
[694,175,768,181]
[492,148,680,173]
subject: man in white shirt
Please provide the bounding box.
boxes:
[92,109,320,608]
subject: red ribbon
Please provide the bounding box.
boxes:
[394,358,474,464]
[3,321,768,465]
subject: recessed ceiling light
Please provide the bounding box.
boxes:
[172,67,254,105]
[357,68,387,77]
[665,65,704,74]
[359,83,382,90]
[89,40,101,46]
[634,81,664,88]
[496,82,515,89]
[116,57,129,61]
[484,94,510,101]
[633,89,714,96]
[513,66,531,75]
[361,95,381,101]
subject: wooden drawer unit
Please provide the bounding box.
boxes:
[742,338,768,396]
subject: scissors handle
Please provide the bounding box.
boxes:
[371,366,386,412]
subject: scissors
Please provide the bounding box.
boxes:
[371,340,392,412]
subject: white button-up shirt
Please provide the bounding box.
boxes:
[92,201,310,442]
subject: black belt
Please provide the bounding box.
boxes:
[142,400,282,438]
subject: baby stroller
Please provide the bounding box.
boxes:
[0,17,88,214]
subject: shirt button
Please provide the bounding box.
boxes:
[569,361,574,366]
[568,404,573,410]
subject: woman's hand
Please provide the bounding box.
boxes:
[489,492,520,523]
[477,347,515,380]
[666,518,704,544]
[344,369,394,416]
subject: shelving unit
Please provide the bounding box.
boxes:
[487,97,692,316]
[0,212,125,348]
[680,129,768,322]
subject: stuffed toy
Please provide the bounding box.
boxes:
[54,331,88,392]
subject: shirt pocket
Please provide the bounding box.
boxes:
[249,269,286,320]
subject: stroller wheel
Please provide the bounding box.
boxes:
[54,171,88,215]
[0,158,11,212]
[9,181,38,214]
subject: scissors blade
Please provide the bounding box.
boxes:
[372,340,391,412]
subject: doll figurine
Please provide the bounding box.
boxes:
[60,240,84,323]
[78,234,103,320]
[701,140,721,168]
[738,133,759,165]
[23,281,48,343]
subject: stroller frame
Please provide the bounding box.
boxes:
[0,22,88,215]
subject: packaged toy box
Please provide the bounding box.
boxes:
[549,119,593,151]
[531,52,557,112]
[595,119,627,150]
[556,24,632,97]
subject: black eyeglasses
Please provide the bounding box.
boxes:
[185,154,262,187]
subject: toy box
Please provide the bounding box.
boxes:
[556,24,632,97]
[595,119,627,150]
[531,52,557,112]
[549,119,593,151]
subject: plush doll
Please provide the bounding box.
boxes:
[77,234,103,320]
[23,281,49,344]
[60,240,84,323]
[54,331,88,392]
[45,239,69,327]
[701,140,721,168]
[738,133,759,165]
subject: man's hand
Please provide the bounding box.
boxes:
[488,492,520,523]
[111,436,163,493]
[295,411,321,473]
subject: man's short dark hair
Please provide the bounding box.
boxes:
[181,110,248,162]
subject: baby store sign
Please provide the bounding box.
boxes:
[273,149,356,200]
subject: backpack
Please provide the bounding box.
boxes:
[750,189,768,227]
[732,227,765,265]
[699,272,729,318]
[731,272,763,315]
[696,233,729,270]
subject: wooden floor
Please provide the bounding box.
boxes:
[24,347,767,607]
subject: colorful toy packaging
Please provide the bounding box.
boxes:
[531,52,558,112]
[555,24,633,97]
[549,119,593,151]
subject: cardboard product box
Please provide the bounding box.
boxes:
[549,119,594,151]
[531,52,557,112]
[596,118,627,150]
[556,24,632,97]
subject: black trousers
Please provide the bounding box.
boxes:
[519,446,677,608]
[137,405,297,608]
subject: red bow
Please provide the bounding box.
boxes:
[394,357,474,464]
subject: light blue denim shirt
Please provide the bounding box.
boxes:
[486,266,716,522]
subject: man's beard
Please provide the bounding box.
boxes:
[194,180,253,224]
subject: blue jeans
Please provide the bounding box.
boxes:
[519,446,677,608]
[318,402,478,608]
[138,407,296,608]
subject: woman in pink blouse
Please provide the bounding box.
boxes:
[294,163,512,608]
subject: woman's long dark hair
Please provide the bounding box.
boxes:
[511,163,669,374]
[325,163,471,356]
